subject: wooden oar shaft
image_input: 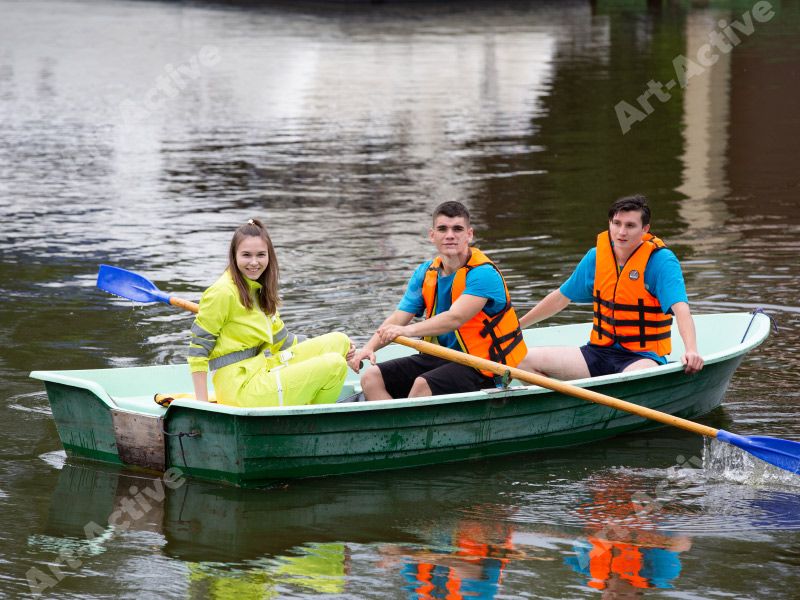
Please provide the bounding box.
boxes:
[395,336,719,439]
[170,297,199,313]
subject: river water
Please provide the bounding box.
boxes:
[1,0,799,597]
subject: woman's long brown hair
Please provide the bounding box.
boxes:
[227,219,280,315]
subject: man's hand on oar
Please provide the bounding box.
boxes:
[348,348,376,374]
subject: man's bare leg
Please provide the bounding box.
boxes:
[360,365,393,400]
[517,346,591,380]
[408,376,433,398]
[621,358,658,372]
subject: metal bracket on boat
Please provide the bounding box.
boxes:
[494,369,512,390]
[742,307,778,342]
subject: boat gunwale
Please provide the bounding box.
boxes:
[30,312,771,419]
[28,372,118,409]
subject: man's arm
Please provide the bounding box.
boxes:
[376,294,488,345]
[348,310,415,372]
[672,301,704,373]
[519,249,593,329]
[518,289,571,329]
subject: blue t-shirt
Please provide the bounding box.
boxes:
[559,247,688,362]
[397,259,507,350]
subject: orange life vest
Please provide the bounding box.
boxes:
[421,248,527,378]
[589,231,673,356]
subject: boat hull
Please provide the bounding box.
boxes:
[161,356,742,485]
[32,312,771,486]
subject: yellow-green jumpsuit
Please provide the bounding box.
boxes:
[188,270,349,407]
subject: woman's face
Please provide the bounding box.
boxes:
[236,236,269,280]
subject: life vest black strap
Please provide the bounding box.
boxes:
[592,325,672,344]
[593,290,604,340]
[637,299,646,348]
[480,304,510,335]
[488,329,521,345]
[477,304,525,365]
[487,329,525,364]
[595,312,673,328]
[614,330,672,343]
[594,295,665,313]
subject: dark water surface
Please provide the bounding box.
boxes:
[2,0,800,597]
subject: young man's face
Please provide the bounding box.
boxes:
[429,215,473,259]
[608,209,650,256]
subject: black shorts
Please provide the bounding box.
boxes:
[377,353,497,398]
[580,344,657,377]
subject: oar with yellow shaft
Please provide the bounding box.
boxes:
[393,336,800,476]
[96,265,799,475]
[97,265,213,402]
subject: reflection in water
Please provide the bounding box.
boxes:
[38,463,391,596]
[40,429,800,598]
[187,544,348,598]
[390,517,523,600]
[31,425,800,598]
[676,10,736,252]
[41,461,540,598]
[564,472,692,593]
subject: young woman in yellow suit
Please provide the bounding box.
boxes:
[188,219,353,407]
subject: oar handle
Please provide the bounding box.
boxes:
[394,336,719,439]
[170,297,199,314]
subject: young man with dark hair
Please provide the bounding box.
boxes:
[517,194,703,379]
[349,201,527,400]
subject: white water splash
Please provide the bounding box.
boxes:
[39,450,67,470]
[703,438,800,488]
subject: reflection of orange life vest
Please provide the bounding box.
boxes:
[411,526,514,599]
[590,231,673,356]
[421,248,527,377]
[587,537,650,590]
[414,563,463,600]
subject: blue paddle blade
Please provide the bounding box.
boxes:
[717,430,800,475]
[97,265,172,305]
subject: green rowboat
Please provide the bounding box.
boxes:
[30,312,771,487]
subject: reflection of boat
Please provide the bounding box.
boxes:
[42,462,425,562]
[31,313,770,487]
[162,471,433,562]
[39,463,428,596]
